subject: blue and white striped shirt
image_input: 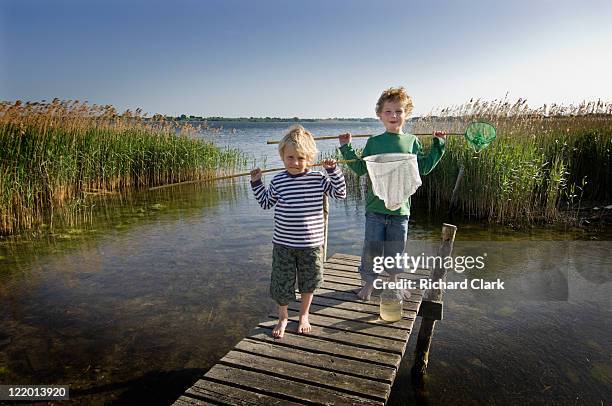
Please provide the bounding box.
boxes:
[251,167,346,248]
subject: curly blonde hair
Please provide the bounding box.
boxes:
[375,86,414,116]
[278,125,318,161]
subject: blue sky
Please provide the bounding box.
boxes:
[2,0,611,117]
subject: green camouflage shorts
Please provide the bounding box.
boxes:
[270,243,323,306]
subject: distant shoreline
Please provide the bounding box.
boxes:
[166,116,380,123]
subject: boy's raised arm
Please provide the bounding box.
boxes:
[251,176,279,209]
[322,162,347,199]
[414,136,445,176]
[338,133,368,176]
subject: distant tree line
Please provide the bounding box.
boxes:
[163,115,379,122]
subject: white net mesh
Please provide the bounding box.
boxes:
[363,153,422,210]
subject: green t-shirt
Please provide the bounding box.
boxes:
[339,131,445,216]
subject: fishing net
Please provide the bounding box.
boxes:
[363,153,422,210]
[464,122,497,152]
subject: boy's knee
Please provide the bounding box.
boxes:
[296,247,323,292]
[270,283,295,306]
[298,271,322,293]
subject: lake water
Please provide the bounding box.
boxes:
[0,121,610,405]
[198,120,383,167]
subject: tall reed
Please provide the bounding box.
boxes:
[0,99,247,234]
[412,99,612,224]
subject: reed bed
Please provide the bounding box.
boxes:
[412,99,612,224]
[0,99,247,235]
[326,99,611,225]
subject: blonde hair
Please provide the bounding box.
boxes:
[375,86,414,116]
[278,125,317,161]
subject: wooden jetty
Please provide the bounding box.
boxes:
[173,248,448,406]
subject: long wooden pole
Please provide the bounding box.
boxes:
[266,133,461,144]
[148,159,357,191]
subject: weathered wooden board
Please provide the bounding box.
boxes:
[252,324,402,367]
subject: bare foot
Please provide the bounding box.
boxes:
[298,314,311,334]
[272,318,288,339]
[354,282,375,301]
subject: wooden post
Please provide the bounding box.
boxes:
[323,195,329,260]
[412,223,457,381]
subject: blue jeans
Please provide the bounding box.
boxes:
[359,211,409,284]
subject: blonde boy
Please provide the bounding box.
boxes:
[339,87,446,300]
[250,125,346,338]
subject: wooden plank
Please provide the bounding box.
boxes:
[325,260,431,278]
[275,310,410,342]
[322,271,429,292]
[325,258,360,266]
[324,266,430,282]
[305,294,417,320]
[323,267,362,280]
[286,302,414,331]
[259,318,406,354]
[320,280,369,292]
[319,280,424,304]
[308,291,382,312]
[320,279,425,299]
[173,396,217,406]
[325,260,359,269]
[251,325,401,367]
[322,274,427,302]
[329,253,361,262]
[324,274,364,286]
[236,338,396,382]
[310,287,421,312]
[220,350,391,401]
[236,337,396,383]
[186,379,301,406]
[204,364,383,405]
[324,273,428,290]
